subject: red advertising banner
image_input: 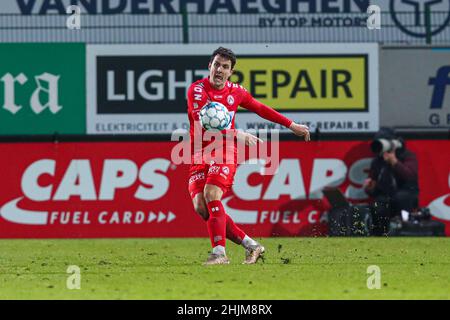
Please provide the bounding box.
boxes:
[0,140,448,238]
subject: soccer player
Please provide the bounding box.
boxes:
[187,47,310,265]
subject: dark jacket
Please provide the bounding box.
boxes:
[369,149,419,197]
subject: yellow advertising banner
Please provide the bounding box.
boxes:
[231,55,367,111]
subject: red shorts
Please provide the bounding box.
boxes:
[188,162,236,199]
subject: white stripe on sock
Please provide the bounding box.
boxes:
[242,235,257,249]
[212,245,226,256]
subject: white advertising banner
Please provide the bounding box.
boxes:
[86,43,379,134]
[380,46,450,129]
[0,1,449,44]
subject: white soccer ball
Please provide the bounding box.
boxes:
[199,102,231,130]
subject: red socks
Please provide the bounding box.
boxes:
[206,200,227,248]
[225,214,246,245]
[207,200,247,248]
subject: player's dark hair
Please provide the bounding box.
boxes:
[210,47,236,69]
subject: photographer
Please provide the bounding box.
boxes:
[363,128,419,236]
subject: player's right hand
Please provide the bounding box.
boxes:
[289,122,310,141]
[236,131,263,146]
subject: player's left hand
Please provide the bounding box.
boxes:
[289,122,310,141]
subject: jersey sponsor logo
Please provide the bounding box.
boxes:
[193,86,204,102]
[227,95,235,106]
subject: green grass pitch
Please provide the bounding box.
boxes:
[0,238,449,299]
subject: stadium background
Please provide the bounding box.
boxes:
[0,0,449,239]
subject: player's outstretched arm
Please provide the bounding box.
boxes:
[241,95,310,141]
[289,122,310,141]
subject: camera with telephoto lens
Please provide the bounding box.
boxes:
[370,138,403,156]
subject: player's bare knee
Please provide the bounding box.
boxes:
[194,202,209,220]
[203,185,223,203]
[193,196,209,220]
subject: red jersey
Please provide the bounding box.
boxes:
[187,77,292,164]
